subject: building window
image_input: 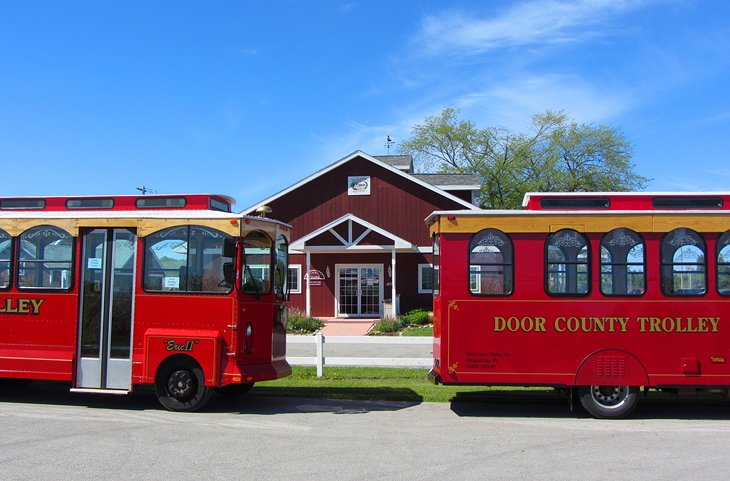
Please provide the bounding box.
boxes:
[600,228,645,296]
[546,229,589,296]
[661,228,706,296]
[418,264,434,294]
[288,264,302,294]
[469,229,513,296]
[18,226,74,290]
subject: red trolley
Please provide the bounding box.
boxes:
[0,194,291,411]
[427,192,730,418]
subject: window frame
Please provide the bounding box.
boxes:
[599,228,646,297]
[468,228,514,297]
[545,228,590,297]
[717,231,730,296]
[417,263,434,294]
[0,228,12,290]
[660,228,707,297]
[17,225,75,291]
[287,264,302,294]
[142,225,235,295]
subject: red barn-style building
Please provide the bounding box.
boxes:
[243,151,479,318]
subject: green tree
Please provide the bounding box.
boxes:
[399,108,648,209]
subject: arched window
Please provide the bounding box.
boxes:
[143,225,235,293]
[716,231,730,296]
[18,226,74,289]
[600,228,645,296]
[546,229,589,295]
[242,231,272,295]
[0,228,11,289]
[661,228,706,296]
[468,229,513,295]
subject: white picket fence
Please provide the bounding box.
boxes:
[287,333,432,377]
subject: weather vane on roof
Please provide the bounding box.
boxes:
[385,135,395,154]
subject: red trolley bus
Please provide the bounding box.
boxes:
[427,192,730,418]
[0,194,291,411]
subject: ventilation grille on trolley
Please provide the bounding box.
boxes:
[596,356,627,378]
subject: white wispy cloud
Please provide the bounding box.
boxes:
[415,0,652,56]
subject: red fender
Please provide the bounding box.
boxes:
[574,349,649,387]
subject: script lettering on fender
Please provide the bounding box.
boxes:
[493,315,721,334]
[163,339,200,351]
[0,298,45,315]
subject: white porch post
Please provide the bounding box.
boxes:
[305,251,311,316]
[391,249,397,316]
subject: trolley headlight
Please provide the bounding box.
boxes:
[245,323,253,337]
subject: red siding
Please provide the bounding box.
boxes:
[266,156,467,246]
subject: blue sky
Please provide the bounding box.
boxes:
[1,1,729,211]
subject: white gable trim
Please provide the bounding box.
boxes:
[241,150,478,214]
[289,213,415,251]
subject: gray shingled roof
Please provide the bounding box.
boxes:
[374,155,413,172]
[412,173,481,188]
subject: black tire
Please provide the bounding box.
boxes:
[214,382,254,397]
[155,360,212,412]
[578,385,639,419]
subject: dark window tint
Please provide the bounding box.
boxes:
[653,197,723,209]
[66,198,115,209]
[539,197,610,209]
[209,198,231,212]
[1,199,46,210]
[136,197,186,209]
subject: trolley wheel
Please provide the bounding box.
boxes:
[214,383,254,397]
[578,385,639,419]
[155,360,212,412]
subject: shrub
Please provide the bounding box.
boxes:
[400,308,432,327]
[369,316,405,335]
[287,308,325,334]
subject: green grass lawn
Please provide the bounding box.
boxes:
[252,366,552,403]
[252,367,730,410]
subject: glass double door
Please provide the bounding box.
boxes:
[76,228,136,390]
[337,265,382,317]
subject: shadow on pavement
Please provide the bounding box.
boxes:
[450,389,730,420]
[0,381,420,415]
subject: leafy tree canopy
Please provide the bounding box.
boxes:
[399,108,649,209]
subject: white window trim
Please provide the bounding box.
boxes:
[288,264,302,294]
[418,263,434,294]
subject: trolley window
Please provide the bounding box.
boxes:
[0,229,11,289]
[469,229,513,295]
[18,226,74,290]
[274,234,289,299]
[600,228,645,296]
[242,231,272,295]
[661,228,706,296]
[143,225,235,293]
[717,231,730,296]
[546,229,589,296]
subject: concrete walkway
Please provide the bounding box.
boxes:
[318,317,378,336]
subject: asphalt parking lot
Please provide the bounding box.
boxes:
[2,383,730,481]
